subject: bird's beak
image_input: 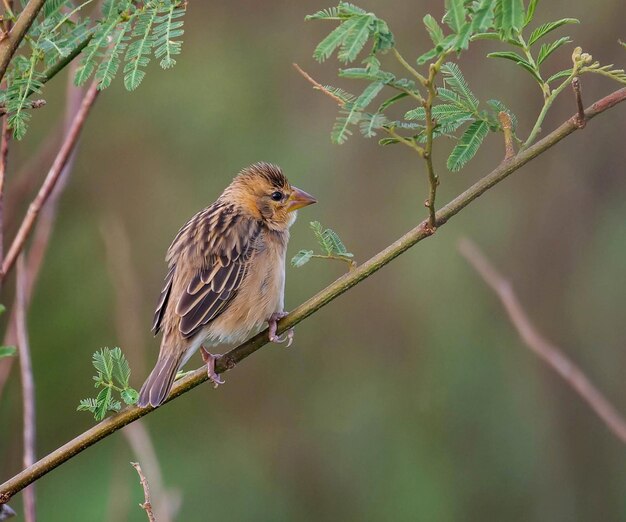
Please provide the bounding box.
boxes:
[287,186,317,212]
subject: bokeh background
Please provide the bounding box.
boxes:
[1,1,625,520]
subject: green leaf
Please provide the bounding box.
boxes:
[447,120,489,171]
[546,68,573,83]
[305,7,341,20]
[359,112,387,137]
[494,0,524,39]
[323,228,349,255]
[322,85,357,104]
[154,4,185,69]
[310,221,328,254]
[94,387,112,421]
[441,62,479,111]
[454,22,473,51]
[354,81,385,109]
[75,16,120,86]
[487,51,543,84]
[92,349,114,381]
[537,36,571,65]
[423,14,445,45]
[339,67,394,82]
[470,0,495,33]
[111,347,131,388]
[123,5,159,90]
[0,346,16,359]
[337,14,374,63]
[443,0,466,33]
[524,0,539,27]
[377,92,408,112]
[95,23,129,90]
[416,47,440,65]
[528,18,579,46]
[291,250,314,268]
[77,398,98,413]
[121,388,139,405]
[331,81,384,144]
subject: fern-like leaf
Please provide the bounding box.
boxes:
[447,120,489,171]
[291,250,314,267]
[528,18,579,46]
[441,62,479,111]
[123,5,159,90]
[154,3,185,69]
[95,23,130,89]
[536,36,571,65]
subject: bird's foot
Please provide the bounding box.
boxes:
[268,311,294,347]
[200,347,225,388]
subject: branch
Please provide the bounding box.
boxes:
[130,462,156,522]
[16,255,36,521]
[0,99,45,116]
[458,238,626,444]
[0,115,9,270]
[0,0,46,84]
[0,86,625,505]
[0,81,99,281]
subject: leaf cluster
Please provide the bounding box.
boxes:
[307,0,626,171]
[77,347,138,421]
[292,221,354,269]
[0,0,186,139]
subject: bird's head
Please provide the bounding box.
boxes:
[226,162,317,231]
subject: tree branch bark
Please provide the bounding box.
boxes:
[0,86,624,506]
[459,238,626,444]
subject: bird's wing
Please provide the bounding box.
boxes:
[152,202,261,339]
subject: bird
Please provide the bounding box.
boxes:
[137,162,316,408]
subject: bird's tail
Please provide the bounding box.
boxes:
[137,352,181,408]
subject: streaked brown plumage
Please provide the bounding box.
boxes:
[137,163,316,407]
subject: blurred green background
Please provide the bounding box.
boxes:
[1,1,626,520]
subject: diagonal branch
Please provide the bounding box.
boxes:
[458,238,626,444]
[0,86,625,505]
[0,81,99,281]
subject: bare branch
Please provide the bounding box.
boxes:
[1,81,99,281]
[498,111,516,159]
[0,115,9,269]
[572,77,586,128]
[0,86,625,505]
[0,99,45,116]
[292,63,345,106]
[16,254,36,521]
[459,238,626,445]
[131,462,156,522]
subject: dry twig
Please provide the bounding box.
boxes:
[131,462,156,522]
[459,238,626,444]
[16,254,36,521]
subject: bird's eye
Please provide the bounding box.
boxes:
[270,191,283,201]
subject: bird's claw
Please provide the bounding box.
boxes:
[268,312,294,347]
[200,347,225,388]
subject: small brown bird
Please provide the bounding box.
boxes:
[137,162,316,408]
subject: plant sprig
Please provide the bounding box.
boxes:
[292,221,355,271]
[77,347,138,421]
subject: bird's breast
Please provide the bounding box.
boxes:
[203,230,287,345]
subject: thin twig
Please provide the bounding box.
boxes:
[392,47,427,88]
[0,0,46,84]
[1,81,99,281]
[0,99,45,116]
[130,462,156,522]
[292,62,345,106]
[0,86,625,505]
[459,238,626,445]
[498,111,516,159]
[0,115,9,269]
[16,254,36,521]
[572,77,586,128]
